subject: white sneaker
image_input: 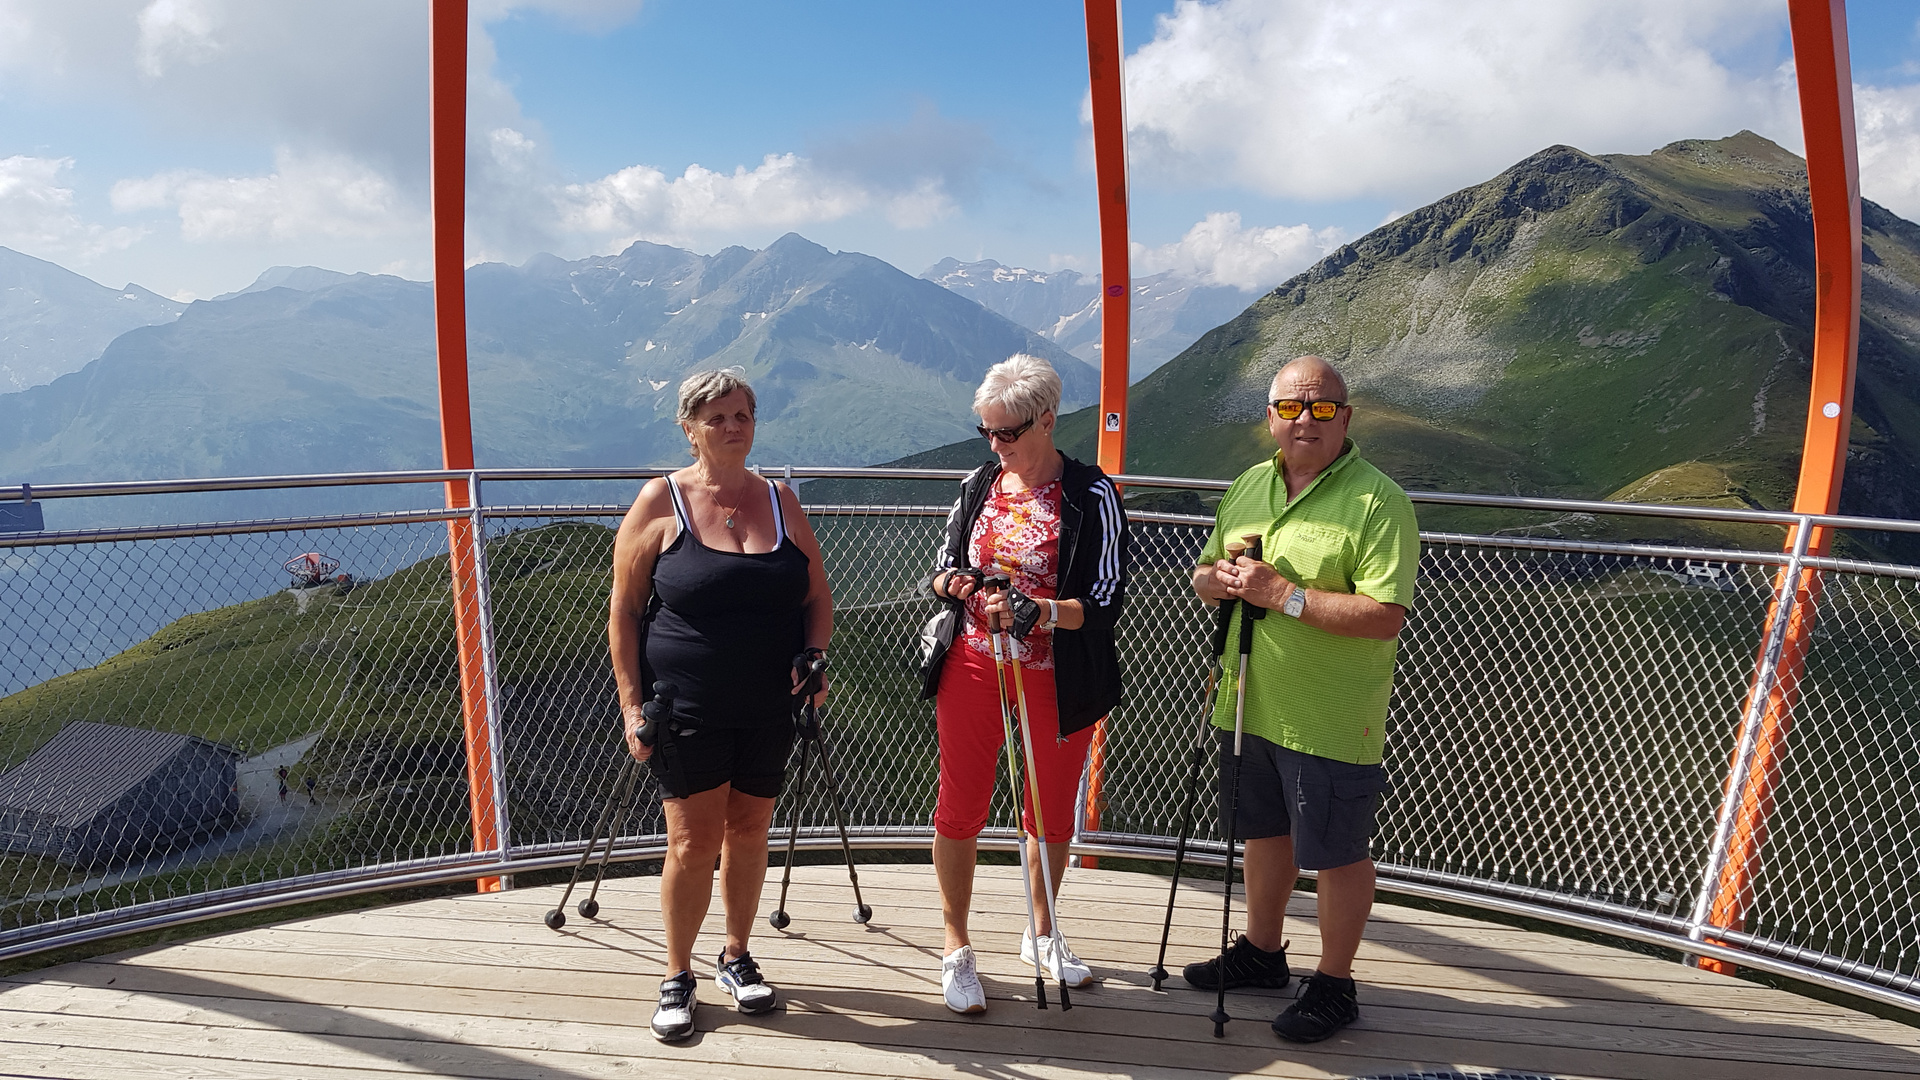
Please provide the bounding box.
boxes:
[1021,927,1094,988]
[941,945,987,1014]
[715,950,778,1015]
[651,971,697,1042]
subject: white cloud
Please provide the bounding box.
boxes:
[111,149,413,243]
[1132,211,1344,291]
[1856,82,1920,223]
[1122,0,1799,203]
[0,155,143,260]
[557,153,875,248]
[135,0,221,78]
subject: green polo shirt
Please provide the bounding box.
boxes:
[1200,440,1419,764]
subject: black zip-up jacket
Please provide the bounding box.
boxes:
[926,453,1128,737]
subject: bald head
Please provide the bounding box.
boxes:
[1270,355,1347,402]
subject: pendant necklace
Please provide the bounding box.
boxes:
[715,475,747,529]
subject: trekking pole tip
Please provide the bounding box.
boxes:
[768,909,791,930]
[1035,979,1048,1009]
[1147,964,1167,991]
[853,904,873,924]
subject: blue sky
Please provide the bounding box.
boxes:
[5,1,1920,300]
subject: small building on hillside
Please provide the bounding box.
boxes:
[0,722,240,867]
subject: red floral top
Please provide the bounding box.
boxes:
[961,478,1061,668]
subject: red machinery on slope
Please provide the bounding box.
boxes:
[282,552,343,589]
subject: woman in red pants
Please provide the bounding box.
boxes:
[920,352,1129,1014]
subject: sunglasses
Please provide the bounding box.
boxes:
[977,417,1035,443]
[1270,398,1347,421]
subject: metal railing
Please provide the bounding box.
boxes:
[2,467,1917,1017]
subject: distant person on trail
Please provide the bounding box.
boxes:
[276,765,289,801]
[1180,354,1418,1043]
[608,367,834,1043]
[920,352,1128,1015]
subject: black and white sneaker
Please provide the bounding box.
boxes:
[716,950,778,1014]
[1271,971,1359,1043]
[651,970,697,1042]
[1181,935,1291,991]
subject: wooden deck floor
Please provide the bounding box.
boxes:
[3,863,1918,1079]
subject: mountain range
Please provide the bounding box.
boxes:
[920,259,1255,381]
[0,234,1098,509]
[0,248,182,394]
[6,131,1919,559]
[849,133,1920,559]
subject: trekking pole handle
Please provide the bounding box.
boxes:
[979,572,1012,632]
[1238,535,1267,622]
[1235,534,1266,657]
[792,649,829,697]
[636,680,679,748]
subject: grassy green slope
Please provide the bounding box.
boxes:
[839,133,1920,557]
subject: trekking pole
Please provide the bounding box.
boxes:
[981,572,1050,1010]
[766,697,814,932]
[1001,584,1073,1011]
[1211,535,1264,1038]
[1148,596,1237,991]
[770,654,873,929]
[544,681,677,931]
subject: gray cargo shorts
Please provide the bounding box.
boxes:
[1216,729,1388,870]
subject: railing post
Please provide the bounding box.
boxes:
[467,472,513,885]
[1687,518,1815,965]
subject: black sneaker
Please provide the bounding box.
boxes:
[651,970,697,1042]
[1181,935,1291,991]
[1271,971,1359,1043]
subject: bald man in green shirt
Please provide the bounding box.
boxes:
[1180,355,1419,1043]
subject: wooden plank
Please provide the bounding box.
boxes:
[0,1044,447,1080]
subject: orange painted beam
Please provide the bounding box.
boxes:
[429,0,503,893]
[1084,0,1130,477]
[1697,0,1860,973]
[1080,0,1131,864]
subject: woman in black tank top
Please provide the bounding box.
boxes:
[608,370,833,1041]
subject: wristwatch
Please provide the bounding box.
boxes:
[1281,585,1306,619]
[1041,599,1060,630]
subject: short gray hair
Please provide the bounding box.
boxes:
[972,353,1061,422]
[676,367,756,424]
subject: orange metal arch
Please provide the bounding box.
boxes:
[429,0,504,894]
[1086,0,1132,477]
[1697,0,1861,974]
[1080,0,1132,862]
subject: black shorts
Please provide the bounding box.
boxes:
[648,722,796,800]
[1218,730,1388,870]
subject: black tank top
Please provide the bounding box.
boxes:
[643,476,811,729]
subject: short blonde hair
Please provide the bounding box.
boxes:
[972,353,1061,422]
[676,367,757,424]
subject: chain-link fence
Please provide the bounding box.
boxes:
[1,469,1917,1016]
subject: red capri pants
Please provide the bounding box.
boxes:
[934,645,1095,843]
